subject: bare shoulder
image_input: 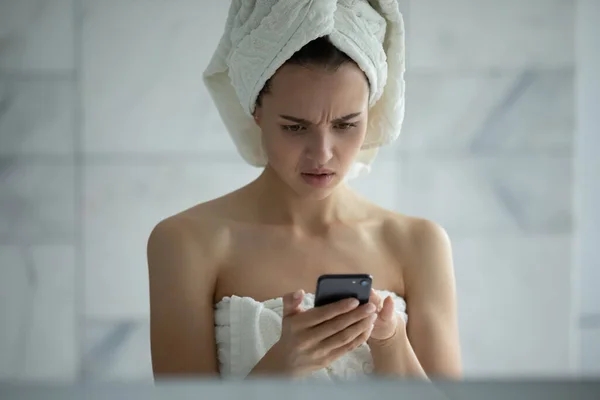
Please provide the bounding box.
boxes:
[376,211,455,294]
[147,203,232,267]
[147,186,255,276]
[376,214,461,377]
[146,200,236,376]
[379,212,452,261]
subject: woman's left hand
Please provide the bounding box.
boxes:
[367,289,404,344]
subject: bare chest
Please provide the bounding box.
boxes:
[214,225,404,303]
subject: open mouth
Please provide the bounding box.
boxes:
[301,172,334,177]
[300,172,336,187]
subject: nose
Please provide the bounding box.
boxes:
[305,130,333,165]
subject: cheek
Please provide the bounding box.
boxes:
[352,128,368,146]
[339,128,368,156]
[262,131,300,162]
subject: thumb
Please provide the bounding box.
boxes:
[282,289,304,318]
[377,296,396,323]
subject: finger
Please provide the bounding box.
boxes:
[320,326,373,368]
[369,289,383,312]
[307,302,376,342]
[316,313,376,356]
[295,297,360,328]
[377,296,395,323]
[320,326,372,370]
[282,289,305,318]
[368,289,377,306]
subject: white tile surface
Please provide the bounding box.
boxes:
[82,320,152,381]
[81,0,234,154]
[83,161,261,318]
[0,79,74,156]
[408,0,575,70]
[0,161,75,243]
[0,245,77,381]
[581,327,600,376]
[399,71,574,153]
[452,236,572,377]
[0,0,74,72]
[399,155,572,235]
[348,158,401,212]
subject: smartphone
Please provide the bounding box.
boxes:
[314,274,373,307]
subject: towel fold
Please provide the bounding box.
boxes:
[204,0,406,179]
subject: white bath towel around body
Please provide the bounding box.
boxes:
[214,290,408,379]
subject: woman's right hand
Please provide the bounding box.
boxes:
[266,289,378,377]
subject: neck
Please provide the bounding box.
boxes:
[248,165,355,235]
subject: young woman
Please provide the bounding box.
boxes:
[148,0,461,380]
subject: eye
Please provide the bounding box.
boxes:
[335,122,358,131]
[281,124,306,133]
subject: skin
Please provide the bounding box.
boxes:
[148,62,462,379]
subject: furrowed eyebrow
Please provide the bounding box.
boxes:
[332,112,362,123]
[279,115,310,124]
[279,112,362,124]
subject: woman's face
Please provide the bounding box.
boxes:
[254,62,370,199]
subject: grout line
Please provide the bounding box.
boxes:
[395,149,574,158]
[0,239,75,246]
[84,316,149,324]
[72,0,85,382]
[0,67,574,79]
[403,66,576,76]
[82,152,243,163]
[0,71,76,81]
[0,149,575,164]
[0,153,243,164]
[0,155,76,164]
[0,68,574,80]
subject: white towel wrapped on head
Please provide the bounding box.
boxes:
[203,0,406,179]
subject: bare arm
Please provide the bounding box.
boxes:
[403,219,462,378]
[147,217,221,378]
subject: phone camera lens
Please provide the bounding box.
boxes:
[360,280,368,286]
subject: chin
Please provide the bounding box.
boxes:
[301,188,337,201]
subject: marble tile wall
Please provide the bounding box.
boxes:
[400,0,577,378]
[0,0,586,381]
[0,0,79,382]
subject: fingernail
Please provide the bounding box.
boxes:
[370,314,377,322]
[293,290,303,300]
[348,298,360,307]
[366,303,376,313]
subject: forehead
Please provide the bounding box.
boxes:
[263,63,370,114]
